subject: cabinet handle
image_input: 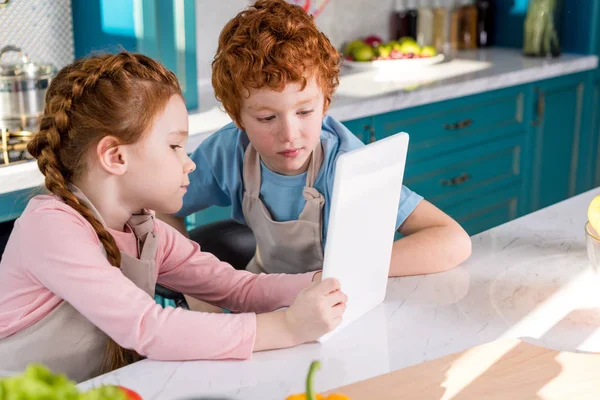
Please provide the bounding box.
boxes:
[443,118,473,130]
[364,124,376,143]
[440,173,471,186]
[531,90,545,126]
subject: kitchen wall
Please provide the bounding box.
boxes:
[0,0,74,69]
[195,0,394,84]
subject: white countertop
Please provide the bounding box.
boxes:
[2,48,597,196]
[78,187,600,399]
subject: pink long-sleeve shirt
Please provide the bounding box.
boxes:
[0,195,314,360]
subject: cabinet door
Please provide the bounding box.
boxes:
[445,185,520,236]
[371,86,526,163]
[0,188,38,223]
[593,74,600,186]
[529,74,586,212]
[341,117,374,144]
[594,0,600,57]
[72,0,198,109]
[185,206,233,231]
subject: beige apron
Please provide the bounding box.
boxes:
[0,186,158,382]
[242,143,326,274]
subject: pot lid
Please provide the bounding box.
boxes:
[0,45,56,79]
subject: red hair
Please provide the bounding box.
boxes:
[212,0,340,127]
[27,51,181,374]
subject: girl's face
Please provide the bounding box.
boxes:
[238,75,325,176]
[124,95,196,214]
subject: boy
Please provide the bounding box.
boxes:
[160,0,471,277]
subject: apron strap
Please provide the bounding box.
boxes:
[305,141,323,188]
[127,212,158,261]
[243,143,261,196]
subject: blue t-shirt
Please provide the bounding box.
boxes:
[177,115,423,247]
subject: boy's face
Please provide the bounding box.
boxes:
[238,75,325,176]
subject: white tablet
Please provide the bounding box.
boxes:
[318,132,410,342]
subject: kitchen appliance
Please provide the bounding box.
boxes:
[0,45,56,166]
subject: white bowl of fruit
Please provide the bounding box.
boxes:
[341,35,445,71]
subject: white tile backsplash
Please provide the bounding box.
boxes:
[195,0,394,84]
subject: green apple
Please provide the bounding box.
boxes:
[376,44,392,58]
[398,36,417,45]
[352,45,375,61]
[343,39,366,56]
[399,42,421,55]
[421,46,437,57]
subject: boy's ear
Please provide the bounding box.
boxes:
[96,136,128,176]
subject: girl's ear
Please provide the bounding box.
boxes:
[96,136,128,176]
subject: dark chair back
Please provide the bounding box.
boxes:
[156,219,256,307]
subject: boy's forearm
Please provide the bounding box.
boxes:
[388,224,472,277]
[156,213,189,238]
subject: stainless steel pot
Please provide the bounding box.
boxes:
[0,45,56,131]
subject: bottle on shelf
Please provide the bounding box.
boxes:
[391,0,410,41]
[433,0,453,54]
[476,0,494,47]
[453,0,478,49]
[449,0,461,51]
[417,0,434,47]
[405,0,419,40]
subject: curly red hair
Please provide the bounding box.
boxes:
[212,0,340,127]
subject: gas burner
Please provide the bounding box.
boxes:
[0,128,34,167]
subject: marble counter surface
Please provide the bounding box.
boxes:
[1,48,597,195]
[78,188,600,399]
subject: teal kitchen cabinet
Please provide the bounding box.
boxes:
[71,0,198,109]
[341,117,374,144]
[184,205,232,231]
[403,133,525,211]
[593,73,600,187]
[528,73,587,212]
[0,188,42,224]
[404,133,526,236]
[370,85,526,162]
[446,185,520,237]
[367,86,529,235]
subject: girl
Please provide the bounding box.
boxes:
[0,52,346,382]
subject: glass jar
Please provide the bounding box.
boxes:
[585,221,600,274]
[523,0,562,58]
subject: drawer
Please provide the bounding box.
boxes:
[404,133,525,209]
[373,86,526,160]
[341,116,373,144]
[445,185,520,236]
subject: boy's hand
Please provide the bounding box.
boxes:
[284,278,347,344]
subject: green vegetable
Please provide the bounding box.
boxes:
[523,0,560,57]
[0,364,79,400]
[306,361,320,400]
[0,364,127,400]
[80,386,126,400]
